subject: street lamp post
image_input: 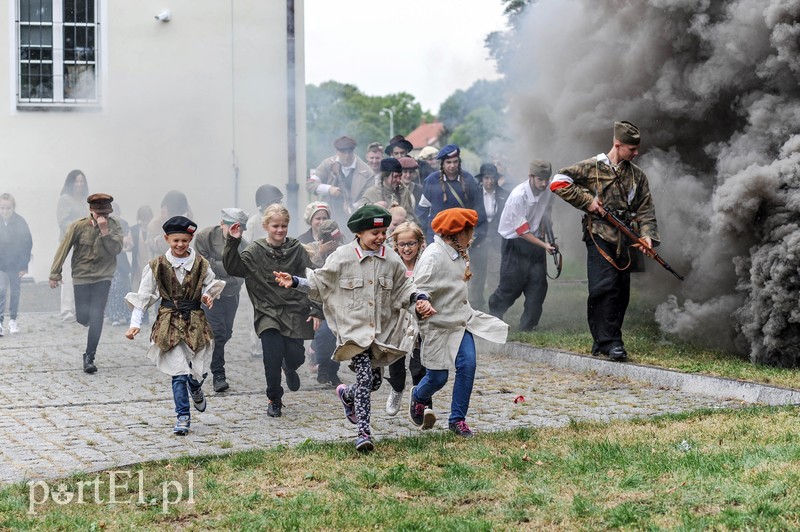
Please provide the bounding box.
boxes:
[380,108,394,140]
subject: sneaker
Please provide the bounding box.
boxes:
[190,386,207,412]
[173,415,190,435]
[449,420,474,438]
[267,400,283,418]
[8,320,18,334]
[0,324,3,337]
[355,434,374,452]
[284,366,301,392]
[213,377,229,393]
[386,388,403,416]
[336,384,357,425]
[409,386,436,429]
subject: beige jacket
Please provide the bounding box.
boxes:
[413,236,508,370]
[304,241,419,366]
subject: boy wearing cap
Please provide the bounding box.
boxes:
[49,193,124,373]
[359,158,417,222]
[488,160,555,330]
[275,204,436,452]
[194,208,250,392]
[550,121,660,362]
[416,144,487,245]
[410,208,508,437]
[308,136,375,224]
[124,215,224,435]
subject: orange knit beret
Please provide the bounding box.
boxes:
[431,208,478,236]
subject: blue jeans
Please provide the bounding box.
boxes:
[171,374,203,418]
[413,331,476,424]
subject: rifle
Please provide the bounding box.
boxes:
[595,209,684,281]
[542,219,562,279]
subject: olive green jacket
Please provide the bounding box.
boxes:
[50,217,124,284]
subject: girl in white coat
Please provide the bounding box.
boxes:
[409,208,508,437]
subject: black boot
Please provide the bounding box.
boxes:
[83,352,97,374]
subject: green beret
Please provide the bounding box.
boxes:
[529,160,552,179]
[347,204,392,233]
[614,121,641,145]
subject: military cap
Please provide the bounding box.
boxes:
[221,208,249,228]
[162,215,197,235]
[384,135,414,155]
[431,208,479,236]
[476,163,502,180]
[347,204,392,233]
[255,184,283,208]
[614,121,641,145]
[319,219,344,243]
[87,193,114,214]
[419,146,439,160]
[436,144,460,160]
[398,156,419,169]
[333,136,357,150]
[529,160,552,179]
[303,201,331,225]
[380,157,403,173]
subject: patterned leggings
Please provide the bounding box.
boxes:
[343,351,382,436]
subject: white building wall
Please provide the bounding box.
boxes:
[0,0,306,280]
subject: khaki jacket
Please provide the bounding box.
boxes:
[413,236,508,370]
[308,156,375,219]
[304,241,418,366]
[49,217,124,284]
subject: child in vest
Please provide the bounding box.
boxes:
[124,216,224,435]
[409,208,508,437]
[275,204,436,452]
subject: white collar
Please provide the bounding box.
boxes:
[166,248,195,270]
[597,152,611,165]
[335,156,357,171]
[353,241,386,261]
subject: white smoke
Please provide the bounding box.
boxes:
[500,0,800,364]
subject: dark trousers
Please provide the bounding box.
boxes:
[312,320,340,378]
[586,238,630,352]
[0,270,21,322]
[488,238,548,331]
[386,341,425,392]
[204,294,239,379]
[468,237,501,310]
[260,328,305,402]
[74,280,111,356]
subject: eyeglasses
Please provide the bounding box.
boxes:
[396,241,419,248]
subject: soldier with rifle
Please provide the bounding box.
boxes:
[550,121,661,362]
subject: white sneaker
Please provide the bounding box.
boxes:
[386,388,403,416]
[8,320,18,334]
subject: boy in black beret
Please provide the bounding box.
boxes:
[49,193,124,373]
[124,215,225,435]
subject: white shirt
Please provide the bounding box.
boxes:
[483,187,497,223]
[496,179,554,240]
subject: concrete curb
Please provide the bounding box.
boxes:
[500,342,800,406]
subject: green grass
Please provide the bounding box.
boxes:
[5,406,800,529]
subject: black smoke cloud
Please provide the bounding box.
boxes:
[499,0,800,365]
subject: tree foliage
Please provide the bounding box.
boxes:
[306,81,427,170]
[437,79,506,158]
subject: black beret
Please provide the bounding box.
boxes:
[162,215,198,235]
[380,157,403,173]
[347,204,392,234]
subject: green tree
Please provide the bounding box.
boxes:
[306,81,428,171]
[449,107,506,158]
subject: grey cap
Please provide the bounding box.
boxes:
[221,207,249,227]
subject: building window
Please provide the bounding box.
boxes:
[17,0,99,108]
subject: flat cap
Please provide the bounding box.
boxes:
[347,204,392,234]
[319,219,344,242]
[221,208,249,227]
[436,144,460,160]
[87,193,114,214]
[380,157,403,173]
[529,160,552,179]
[162,215,197,235]
[419,146,439,160]
[398,156,419,170]
[431,208,478,236]
[333,135,357,150]
[614,120,641,145]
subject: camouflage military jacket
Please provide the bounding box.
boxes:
[551,153,659,247]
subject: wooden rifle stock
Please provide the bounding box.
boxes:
[598,210,685,281]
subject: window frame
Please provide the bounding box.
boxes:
[15,0,101,110]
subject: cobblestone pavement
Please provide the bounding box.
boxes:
[0,301,746,483]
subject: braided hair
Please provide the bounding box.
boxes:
[439,158,467,203]
[447,228,474,281]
